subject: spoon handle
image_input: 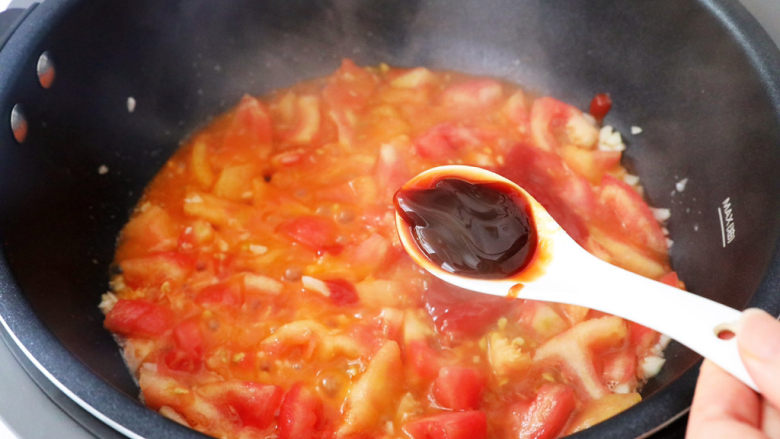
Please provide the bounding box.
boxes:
[528,244,757,391]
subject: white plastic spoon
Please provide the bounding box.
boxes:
[394,165,757,391]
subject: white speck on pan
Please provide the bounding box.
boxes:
[675,177,689,192]
[98,164,109,175]
[630,125,643,135]
[126,97,136,113]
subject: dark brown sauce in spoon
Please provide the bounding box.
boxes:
[394,177,537,279]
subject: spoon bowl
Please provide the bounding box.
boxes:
[395,165,757,391]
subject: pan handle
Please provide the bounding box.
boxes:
[0,4,38,52]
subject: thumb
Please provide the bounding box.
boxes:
[737,308,780,406]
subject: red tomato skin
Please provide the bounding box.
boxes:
[597,175,668,256]
[509,384,576,439]
[423,278,510,341]
[499,144,591,245]
[163,319,204,373]
[324,279,359,306]
[277,216,343,255]
[120,252,194,289]
[413,123,486,160]
[413,123,462,159]
[406,340,442,380]
[659,271,682,288]
[628,321,660,354]
[195,281,243,308]
[223,95,273,150]
[230,383,284,429]
[530,97,577,151]
[589,93,612,122]
[279,383,325,439]
[104,299,173,337]
[404,411,487,439]
[601,349,638,386]
[433,367,485,410]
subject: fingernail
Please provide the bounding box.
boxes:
[738,308,780,362]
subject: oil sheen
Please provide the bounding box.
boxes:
[394,178,536,278]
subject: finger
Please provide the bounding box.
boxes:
[688,360,761,430]
[761,400,780,439]
[738,308,780,408]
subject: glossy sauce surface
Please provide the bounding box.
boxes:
[395,178,537,278]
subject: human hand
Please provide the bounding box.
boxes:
[687,308,780,438]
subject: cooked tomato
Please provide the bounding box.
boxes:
[222,95,273,152]
[105,61,675,439]
[195,281,243,308]
[659,271,683,289]
[597,175,668,256]
[404,411,487,439]
[163,319,204,373]
[405,340,442,380]
[529,97,577,151]
[120,252,194,289]
[324,279,359,306]
[500,144,591,245]
[220,382,283,429]
[413,123,484,159]
[628,322,660,354]
[589,93,612,122]
[104,299,173,337]
[279,384,326,439]
[509,384,576,439]
[277,216,343,255]
[423,279,511,341]
[433,366,485,410]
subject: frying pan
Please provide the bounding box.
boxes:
[0,1,778,438]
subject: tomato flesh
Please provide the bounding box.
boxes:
[279,384,326,439]
[226,382,283,429]
[277,216,343,255]
[597,175,668,256]
[423,279,511,341]
[509,384,576,439]
[433,366,485,410]
[104,299,173,337]
[404,411,487,439]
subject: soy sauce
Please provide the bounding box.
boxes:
[394,178,536,278]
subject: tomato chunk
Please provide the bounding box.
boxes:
[225,382,283,429]
[433,367,485,410]
[589,93,612,122]
[164,319,204,373]
[324,279,359,306]
[104,299,173,337]
[529,97,577,151]
[223,95,273,151]
[404,411,487,439]
[423,279,510,341]
[277,216,343,254]
[279,384,326,439]
[659,271,682,289]
[499,144,592,245]
[120,252,193,288]
[509,384,576,439]
[597,175,667,256]
[413,123,485,160]
[406,340,442,380]
[195,281,243,307]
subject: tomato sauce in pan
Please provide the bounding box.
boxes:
[101,60,681,439]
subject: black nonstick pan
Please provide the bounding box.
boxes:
[0,1,778,438]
